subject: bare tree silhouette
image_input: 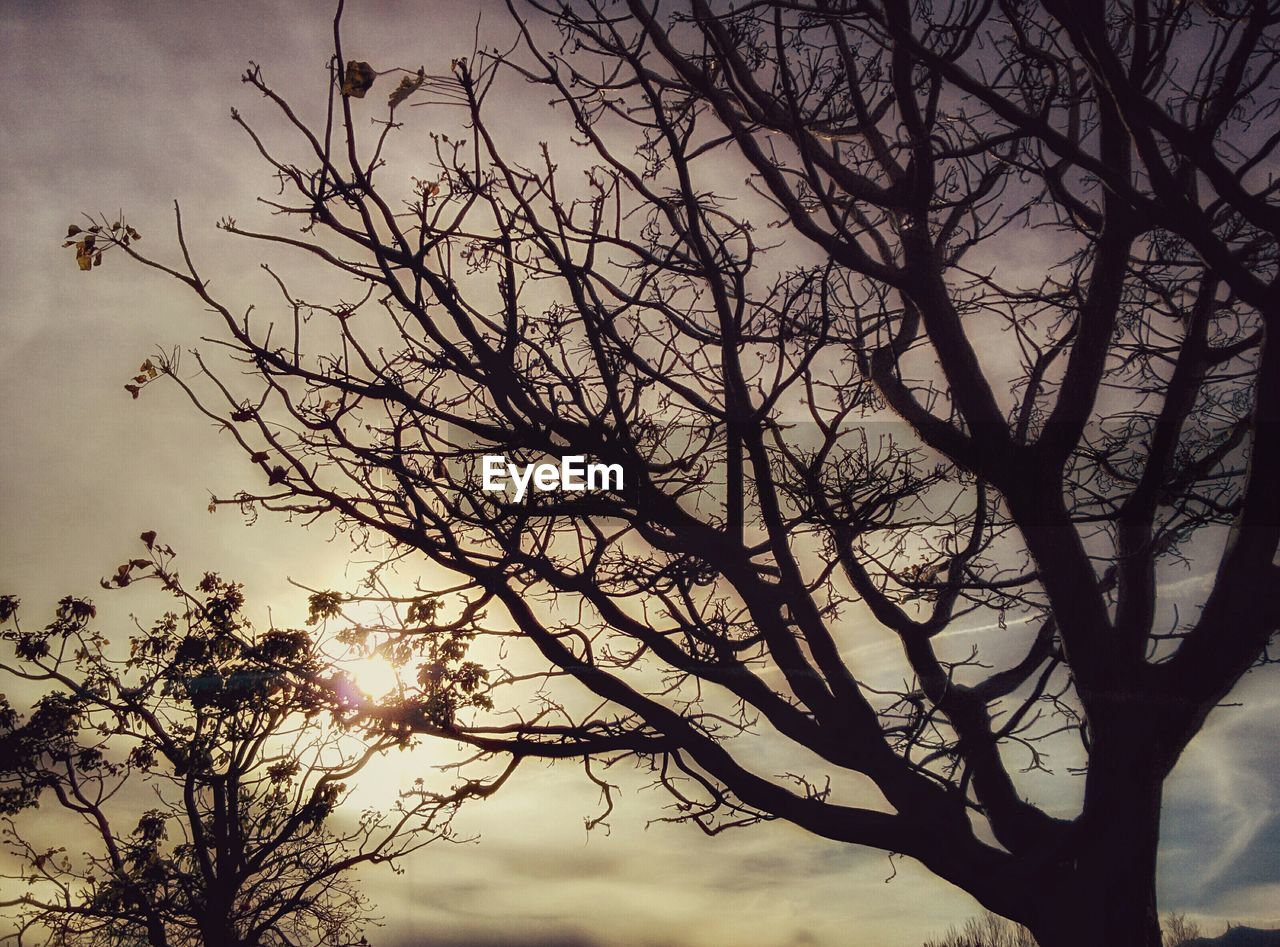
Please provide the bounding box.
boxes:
[66,1,1280,944]
[0,539,484,947]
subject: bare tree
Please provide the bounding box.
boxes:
[923,912,1038,947]
[922,909,1215,947]
[0,538,489,947]
[65,1,1280,944]
[1162,913,1204,947]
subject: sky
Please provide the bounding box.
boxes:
[1,2,1279,945]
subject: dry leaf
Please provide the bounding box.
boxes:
[342,60,376,98]
[389,68,425,109]
[74,237,96,271]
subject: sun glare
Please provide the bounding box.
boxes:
[354,654,402,701]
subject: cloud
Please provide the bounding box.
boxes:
[1160,680,1280,913]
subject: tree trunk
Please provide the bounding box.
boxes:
[1028,718,1166,947]
[201,896,248,947]
[1031,867,1163,947]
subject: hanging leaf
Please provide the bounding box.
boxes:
[342,61,376,98]
[140,530,157,548]
[388,68,425,110]
[74,237,96,271]
[268,466,288,485]
[66,225,82,238]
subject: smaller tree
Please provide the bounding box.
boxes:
[922,911,1211,947]
[923,912,1037,947]
[1162,914,1203,947]
[0,536,481,947]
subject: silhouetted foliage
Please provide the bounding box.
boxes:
[1165,913,1204,946]
[68,1,1280,945]
[0,538,471,947]
[923,912,1037,947]
[923,910,1214,947]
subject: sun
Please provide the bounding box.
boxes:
[353,653,403,701]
